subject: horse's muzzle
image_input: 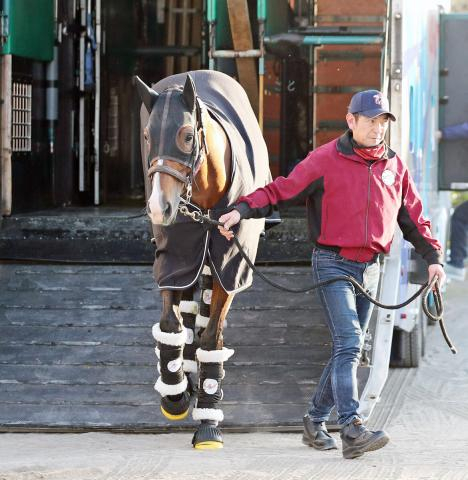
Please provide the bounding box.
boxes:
[147,198,179,226]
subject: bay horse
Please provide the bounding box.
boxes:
[136,70,270,449]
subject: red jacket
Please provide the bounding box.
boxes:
[236,131,443,264]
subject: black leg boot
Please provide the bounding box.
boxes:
[179,294,199,380]
[192,347,234,449]
[195,265,212,333]
[152,324,191,420]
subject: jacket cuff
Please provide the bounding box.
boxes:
[234,202,252,219]
[424,249,444,266]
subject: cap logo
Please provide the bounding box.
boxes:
[373,93,383,106]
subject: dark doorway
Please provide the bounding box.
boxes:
[100,0,203,205]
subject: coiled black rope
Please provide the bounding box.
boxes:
[193,212,457,354]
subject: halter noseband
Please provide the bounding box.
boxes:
[147,161,189,185]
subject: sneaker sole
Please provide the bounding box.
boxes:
[302,436,338,451]
[342,433,389,459]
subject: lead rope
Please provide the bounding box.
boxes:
[126,207,149,219]
[177,206,457,354]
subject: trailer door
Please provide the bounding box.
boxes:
[438,13,468,190]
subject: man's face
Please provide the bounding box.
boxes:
[346,113,390,147]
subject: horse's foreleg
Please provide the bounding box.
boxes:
[153,289,191,420]
[179,286,198,383]
[195,265,212,337]
[192,275,235,449]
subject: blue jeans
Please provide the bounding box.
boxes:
[449,201,468,269]
[308,248,380,426]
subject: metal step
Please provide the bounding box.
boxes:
[0,207,311,264]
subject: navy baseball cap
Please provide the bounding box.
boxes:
[348,90,396,121]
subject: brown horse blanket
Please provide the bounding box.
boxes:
[140,70,271,294]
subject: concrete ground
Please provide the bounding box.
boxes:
[0,278,467,480]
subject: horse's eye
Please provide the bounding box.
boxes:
[176,125,195,154]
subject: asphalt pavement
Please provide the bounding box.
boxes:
[0,277,467,480]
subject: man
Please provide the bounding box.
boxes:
[218,90,446,459]
[437,122,468,281]
[445,200,468,281]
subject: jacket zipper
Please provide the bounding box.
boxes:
[365,164,372,247]
[355,163,373,261]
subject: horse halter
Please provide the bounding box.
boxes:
[147,90,209,202]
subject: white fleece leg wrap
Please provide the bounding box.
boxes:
[154,346,160,359]
[192,408,224,422]
[195,314,210,329]
[179,300,199,315]
[152,323,187,346]
[196,347,235,363]
[154,376,188,397]
[183,359,198,373]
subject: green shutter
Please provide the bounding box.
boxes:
[1,0,54,61]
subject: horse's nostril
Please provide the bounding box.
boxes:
[164,203,172,219]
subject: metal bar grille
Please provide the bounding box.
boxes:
[12,82,32,152]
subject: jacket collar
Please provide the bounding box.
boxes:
[336,130,396,159]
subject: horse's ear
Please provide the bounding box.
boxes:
[182,74,197,112]
[134,76,159,113]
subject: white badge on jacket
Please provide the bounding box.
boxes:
[382,169,396,186]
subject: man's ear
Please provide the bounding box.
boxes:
[134,76,159,113]
[346,112,356,130]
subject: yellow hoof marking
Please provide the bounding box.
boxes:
[160,406,189,421]
[194,441,223,450]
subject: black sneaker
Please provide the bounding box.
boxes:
[302,415,338,450]
[340,418,389,459]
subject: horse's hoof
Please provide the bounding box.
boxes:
[192,423,223,449]
[160,391,191,421]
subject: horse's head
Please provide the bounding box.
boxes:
[136,74,206,225]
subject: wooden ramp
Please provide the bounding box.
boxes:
[0,263,331,431]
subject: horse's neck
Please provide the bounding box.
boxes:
[191,116,231,210]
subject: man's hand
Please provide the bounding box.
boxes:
[218,209,241,241]
[428,264,446,289]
